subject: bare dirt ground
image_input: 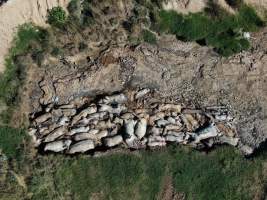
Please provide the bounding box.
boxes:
[24,26,267,153]
[1,0,266,154]
[0,0,70,73]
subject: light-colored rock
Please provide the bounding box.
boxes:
[68,140,95,154]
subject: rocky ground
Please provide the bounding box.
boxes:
[23,29,267,155]
[0,0,266,155]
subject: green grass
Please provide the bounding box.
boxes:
[0,24,48,124]
[47,6,67,28]
[26,146,267,200]
[142,29,157,44]
[155,5,264,56]
[0,127,27,159]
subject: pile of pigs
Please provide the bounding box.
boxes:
[28,88,240,155]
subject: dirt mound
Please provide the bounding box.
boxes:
[0,0,70,73]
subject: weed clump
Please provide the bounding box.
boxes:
[0,127,27,159]
[156,5,264,56]
[142,29,157,44]
[47,6,67,28]
[0,24,48,124]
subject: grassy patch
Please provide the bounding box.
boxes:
[0,127,27,159]
[0,24,48,124]
[47,6,67,28]
[27,146,267,200]
[142,29,157,44]
[155,5,264,56]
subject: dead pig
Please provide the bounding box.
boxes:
[68,140,95,154]
[44,140,72,152]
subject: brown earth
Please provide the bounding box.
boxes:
[0,0,265,153]
[22,23,267,153]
